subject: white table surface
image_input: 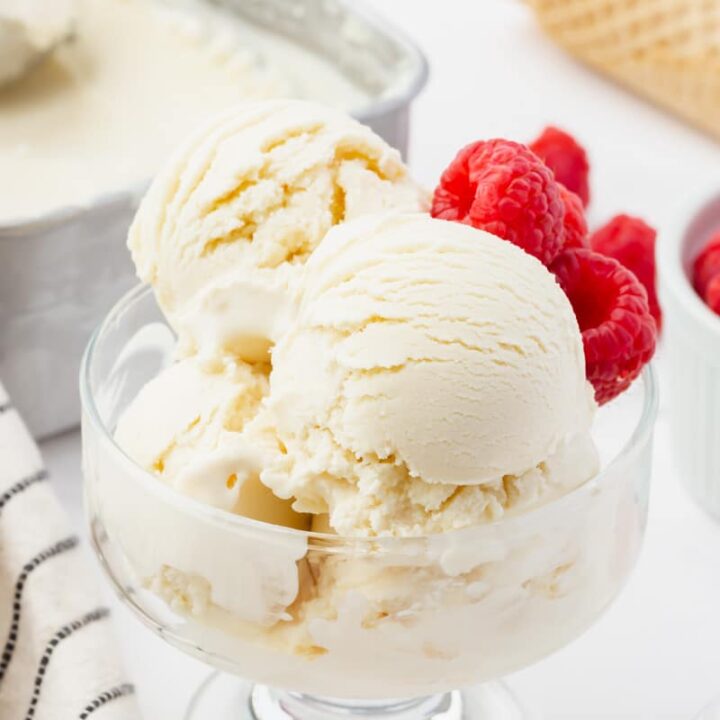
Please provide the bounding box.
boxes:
[44,1,720,718]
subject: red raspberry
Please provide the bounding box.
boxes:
[693,233,720,297]
[530,126,590,207]
[590,215,661,330]
[559,185,588,249]
[551,248,657,405]
[432,139,565,265]
[706,275,720,315]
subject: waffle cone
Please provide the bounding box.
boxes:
[527,0,720,139]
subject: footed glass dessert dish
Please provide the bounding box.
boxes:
[81,286,658,719]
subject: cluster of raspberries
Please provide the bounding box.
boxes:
[431,127,658,405]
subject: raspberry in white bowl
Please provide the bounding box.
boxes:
[660,192,720,520]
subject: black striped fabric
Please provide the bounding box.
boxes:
[0,536,80,685]
[79,684,135,719]
[0,384,137,718]
[0,470,48,516]
[24,609,112,720]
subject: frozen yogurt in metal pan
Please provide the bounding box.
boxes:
[0,0,77,88]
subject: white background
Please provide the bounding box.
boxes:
[45,1,720,718]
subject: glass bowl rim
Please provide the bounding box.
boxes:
[80,283,658,547]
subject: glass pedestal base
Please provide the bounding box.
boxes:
[185,672,528,720]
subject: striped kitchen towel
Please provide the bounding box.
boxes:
[0,382,139,720]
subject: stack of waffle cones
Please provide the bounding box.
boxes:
[527,0,720,139]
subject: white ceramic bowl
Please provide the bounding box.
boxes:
[659,191,720,519]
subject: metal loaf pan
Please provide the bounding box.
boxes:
[0,0,428,439]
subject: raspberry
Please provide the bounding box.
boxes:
[590,214,661,330]
[693,233,720,297]
[706,275,720,315]
[432,139,565,265]
[551,248,656,405]
[696,233,720,314]
[530,126,590,207]
[559,185,588,249]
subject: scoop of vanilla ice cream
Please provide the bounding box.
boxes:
[128,99,428,361]
[114,355,308,530]
[250,213,598,536]
[0,0,76,86]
